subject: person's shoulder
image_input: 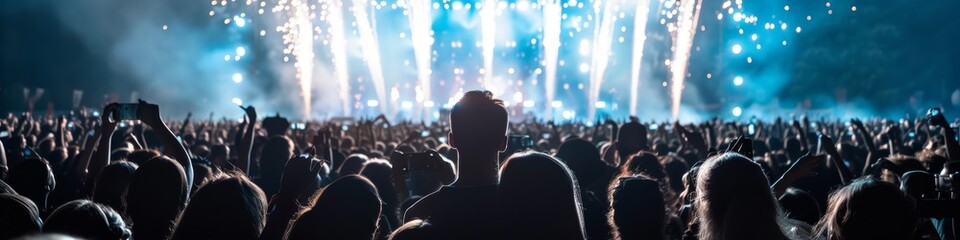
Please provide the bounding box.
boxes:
[403,189,446,222]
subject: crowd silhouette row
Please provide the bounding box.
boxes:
[0,90,958,240]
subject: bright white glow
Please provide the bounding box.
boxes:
[795,26,802,33]
[232,97,243,106]
[401,101,414,109]
[629,0,652,116]
[352,0,389,115]
[367,100,380,107]
[733,76,744,86]
[751,34,758,41]
[595,101,607,109]
[424,100,435,108]
[232,73,243,83]
[234,16,246,27]
[732,106,742,117]
[513,92,523,103]
[579,39,591,55]
[562,110,576,120]
[732,44,742,54]
[551,101,563,108]
[235,47,246,57]
[579,63,590,72]
[523,100,535,108]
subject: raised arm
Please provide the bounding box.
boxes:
[772,154,825,197]
[819,135,852,185]
[75,103,118,181]
[139,100,194,192]
[929,111,959,162]
[851,119,879,176]
[238,105,257,174]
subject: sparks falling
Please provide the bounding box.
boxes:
[668,0,703,121]
[587,0,620,122]
[542,0,562,118]
[629,0,652,117]
[351,0,388,114]
[273,0,315,119]
[404,0,434,121]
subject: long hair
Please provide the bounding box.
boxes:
[43,199,130,240]
[813,177,917,240]
[286,175,382,240]
[499,151,586,240]
[695,153,791,240]
[608,175,666,240]
[171,172,267,240]
[124,156,187,240]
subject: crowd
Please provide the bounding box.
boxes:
[0,90,958,240]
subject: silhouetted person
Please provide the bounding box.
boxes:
[125,156,188,240]
[615,120,648,166]
[403,90,508,239]
[255,136,294,198]
[609,176,666,240]
[0,193,42,239]
[813,177,918,240]
[696,153,796,240]
[172,173,267,240]
[43,199,130,239]
[286,175,382,239]
[360,159,401,235]
[92,161,137,217]
[499,152,586,240]
[555,138,615,240]
[338,154,369,178]
[778,187,821,226]
[8,158,56,214]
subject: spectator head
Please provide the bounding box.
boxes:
[448,90,508,153]
[696,153,789,240]
[814,177,917,240]
[615,121,647,160]
[388,219,435,240]
[125,150,161,167]
[8,158,55,211]
[92,161,138,216]
[555,138,608,186]
[0,193,42,239]
[43,199,130,240]
[360,159,397,206]
[608,176,665,240]
[777,187,821,226]
[125,156,188,240]
[662,156,689,193]
[286,175,382,240]
[620,152,666,180]
[257,135,295,196]
[900,170,935,200]
[337,154,369,177]
[172,172,267,240]
[499,151,586,239]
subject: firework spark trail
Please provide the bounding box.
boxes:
[480,0,497,84]
[351,0,388,114]
[273,0,316,118]
[322,0,352,116]
[669,0,703,121]
[404,0,433,120]
[587,1,619,122]
[629,0,651,117]
[541,0,561,119]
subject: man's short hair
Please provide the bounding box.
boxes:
[449,90,508,150]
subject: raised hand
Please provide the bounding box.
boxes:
[276,148,325,205]
[773,153,826,196]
